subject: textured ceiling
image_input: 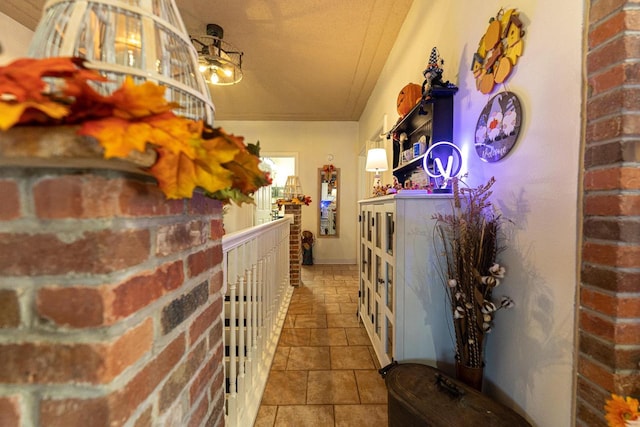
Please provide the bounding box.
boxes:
[0,0,413,121]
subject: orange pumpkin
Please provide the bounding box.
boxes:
[396,83,422,116]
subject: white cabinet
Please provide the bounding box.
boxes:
[358,192,455,368]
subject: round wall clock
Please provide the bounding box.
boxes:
[474,91,522,162]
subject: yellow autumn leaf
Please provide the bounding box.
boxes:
[150,148,199,199]
[0,101,69,130]
[79,117,149,158]
[0,102,27,130]
[193,157,234,195]
[110,77,180,119]
[199,135,241,165]
[144,113,199,159]
[150,139,237,200]
[150,147,231,199]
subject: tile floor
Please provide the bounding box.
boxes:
[254,264,388,427]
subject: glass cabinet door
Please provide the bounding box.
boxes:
[375,212,382,249]
[385,212,394,255]
[386,317,393,361]
[386,263,393,311]
[375,255,382,295]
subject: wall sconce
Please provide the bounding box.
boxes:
[365,148,389,185]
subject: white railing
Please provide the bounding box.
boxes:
[221,217,293,427]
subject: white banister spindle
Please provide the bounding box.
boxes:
[222,218,293,427]
[228,248,238,396]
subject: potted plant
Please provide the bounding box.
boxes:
[433,175,514,390]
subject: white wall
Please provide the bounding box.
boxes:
[359,1,584,426]
[0,13,32,64]
[216,120,359,264]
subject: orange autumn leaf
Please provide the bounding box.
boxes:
[0,57,271,203]
[80,112,200,160]
[0,57,109,127]
[79,117,149,158]
[150,147,235,199]
[0,101,70,130]
[0,57,104,103]
[143,113,200,158]
[109,77,180,119]
[225,151,271,194]
[200,127,269,194]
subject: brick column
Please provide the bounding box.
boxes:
[578,1,640,425]
[284,203,302,286]
[0,128,226,426]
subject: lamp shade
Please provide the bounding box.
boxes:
[365,148,389,172]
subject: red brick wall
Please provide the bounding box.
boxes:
[0,167,225,426]
[579,1,640,425]
[284,204,302,286]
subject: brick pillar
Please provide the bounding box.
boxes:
[578,1,640,426]
[0,129,226,426]
[284,203,302,286]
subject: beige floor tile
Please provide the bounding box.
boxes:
[312,302,342,314]
[326,313,361,328]
[273,405,334,427]
[287,302,314,315]
[324,294,353,303]
[330,346,374,370]
[286,346,331,370]
[313,286,338,295]
[334,404,388,427]
[355,370,388,404]
[308,328,348,346]
[340,302,358,314]
[345,327,371,346]
[271,346,290,370]
[293,314,328,328]
[307,370,360,404]
[293,286,315,296]
[279,328,310,346]
[259,265,390,426]
[254,405,277,427]
[335,286,357,294]
[334,274,357,280]
[368,346,382,370]
[261,371,308,405]
[283,314,295,328]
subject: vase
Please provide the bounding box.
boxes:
[455,362,484,391]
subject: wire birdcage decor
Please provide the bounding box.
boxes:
[283,176,303,201]
[28,0,215,125]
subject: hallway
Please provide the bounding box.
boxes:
[254,264,388,426]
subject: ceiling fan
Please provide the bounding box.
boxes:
[190,24,243,85]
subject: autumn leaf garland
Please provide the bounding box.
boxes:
[0,57,270,202]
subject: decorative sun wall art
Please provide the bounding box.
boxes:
[474,91,522,162]
[472,8,526,94]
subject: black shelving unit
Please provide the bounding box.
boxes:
[389,86,457,186]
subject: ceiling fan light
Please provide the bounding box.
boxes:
[191,24,243,85]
